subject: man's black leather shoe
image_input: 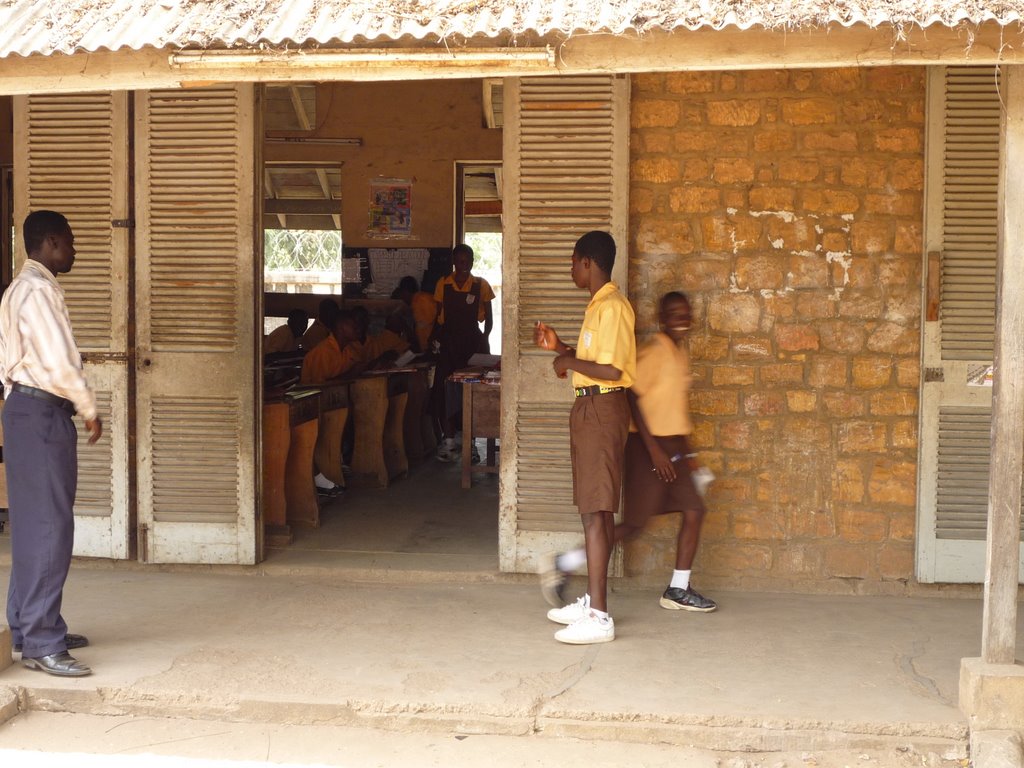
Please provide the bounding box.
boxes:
[13,633,89,653]
[22,651,91,677]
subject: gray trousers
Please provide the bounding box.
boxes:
[3,390,78,658]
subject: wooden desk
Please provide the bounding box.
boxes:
[261,399,291,544]
[402,364,435,463]
[283,390,321,529]
[350,371,410,488]
[461,381,500,489]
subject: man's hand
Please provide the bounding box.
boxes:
[534,322,561,352]
[85,416,103,445]
[552,353,573,379]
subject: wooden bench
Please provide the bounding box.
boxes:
[312,382,351,488]
[349,371,410,488]
[283,390,321,529]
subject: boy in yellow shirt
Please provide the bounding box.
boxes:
[534,231,635,644]
[542,291,716,616]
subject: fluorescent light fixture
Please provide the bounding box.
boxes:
[170,47,556,70]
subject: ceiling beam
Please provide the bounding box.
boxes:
[1,23,1023,96]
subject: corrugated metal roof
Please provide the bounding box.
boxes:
[0,0,1022,59]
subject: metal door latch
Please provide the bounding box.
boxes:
[924,367,945,383]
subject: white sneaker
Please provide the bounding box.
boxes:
[555,613,615,645]
[436,438,459,462]
[547,595,590,625]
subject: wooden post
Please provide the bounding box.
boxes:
[983,64,1024,665]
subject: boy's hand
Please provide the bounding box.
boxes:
[552,353,573,378]
[534,322,560,351]
[648,444,677,483]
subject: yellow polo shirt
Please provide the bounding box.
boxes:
[361,328,410,362]
[630,332,693,436]
[434,274,495,324]
[300,335,359,384]
[572,281,636,389]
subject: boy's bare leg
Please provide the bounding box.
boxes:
[581,511,614,612]
[674,508,705,570]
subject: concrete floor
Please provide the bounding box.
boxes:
[0,455,1020,760]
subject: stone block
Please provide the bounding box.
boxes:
[787,254,831,289]
[629,187,655,214]
[780,416,830,449]
[878,540,914,578]
[852,356,893,389]
[865,191,921,216]
[824,542,877,579]
[891,418,918,450]
[713,157,755,184]
[873,128,923,153]
[778,157,820,183]
[850,220,893,254]
[894,222,923,254]
[891,158,924,190]
[701,215,763,253]
[732,336,773,359]
[707,99,761,126]
[961,658,1024,731]
[681,158,711,181]
[712,365,756,387]
[878,255,921,286]
[970,730,1024,768]
[703,542,772,574]
[838,421,887,454]
[641,132,673,153]
[818,321,867,354]
[868,459,917,506]
[690,334,731,361]
[795,292,837,319]
[801,188,862,216]
[674,130,717,152]
[789,505,837,538]
[821,231,850,253]
[866,67,923,93]
[767,219,816,251]
[690,389,740,416]
[750,186,796,211]
[781,98,837,125]
[632,157,681,184]
[690,419,715,448]
[670,185,720,213]
[760,362,804,387]
[733,506,784,539]
[838,289,884,320]
[841,97,887,124]
[832,459,865,502]
[665,71,716,94]
[823,391,867,417]
[836,507,889,542]
[720,420,753,450]
[775,323,820,352]
[895,357,921,387]
[885,285,921,325]
[634,216,697,255]
[708,294,761,333]
[632,99,681,128]
[786,390,818,412]
[869,390,918,416]
[743,70,790,91]
[753,130,795,152]
[809,355,849,387]
[735,255,785,290]
[744,391,786,416]
[816,68,863,93]
[802,131,859,152]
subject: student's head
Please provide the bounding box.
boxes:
[421,266,443,295]
[452,244,474,280]
[352,305,370,342]
[571,231,616,286]
[331,309,359,346]
[24,210,75,273]
[286,308,309,338]
[391,275,418,303]
[659,291,692,343]
[317,298,340,326]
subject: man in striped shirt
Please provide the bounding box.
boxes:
[0,210,102,677]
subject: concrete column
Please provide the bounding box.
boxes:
[983,63,1024,666]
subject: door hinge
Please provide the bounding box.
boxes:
[111,218,135,229]
[924,367,945,383]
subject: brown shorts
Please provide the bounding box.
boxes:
[569,390,630,516]
[624,433,705,527]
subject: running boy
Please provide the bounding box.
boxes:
[541,291,716,615]
[533,230,635,644]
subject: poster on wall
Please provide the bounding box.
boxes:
[368,178,412,238]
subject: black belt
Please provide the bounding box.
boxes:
[574,385,625,398]
[11,383,75,414]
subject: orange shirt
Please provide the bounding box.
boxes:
[411,291,436,350]
[630,332,693,436]
[572,281,636,389]
[264,324,299,355]
[300,336,359,384]
[361,329,410,363]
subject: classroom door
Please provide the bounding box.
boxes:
[917,66,1024,582]
[13,92,132,560]
[134,85,259,564]
[499,75,630,573]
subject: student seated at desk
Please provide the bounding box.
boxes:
[301,298,339,351]
[412,268,443,353]
[264,309,308,356]
[300,310,363,498]
[390,275,419,349]
[300,310,364,386]
[361,312,412,366]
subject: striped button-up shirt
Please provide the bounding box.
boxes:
[0,259,97,420]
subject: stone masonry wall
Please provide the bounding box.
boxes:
[625,68,924,592]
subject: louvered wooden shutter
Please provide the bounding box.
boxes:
[499,76,629,571]
[13,92,131,559]
[134,85,257,564]
[940,67,1000,359]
